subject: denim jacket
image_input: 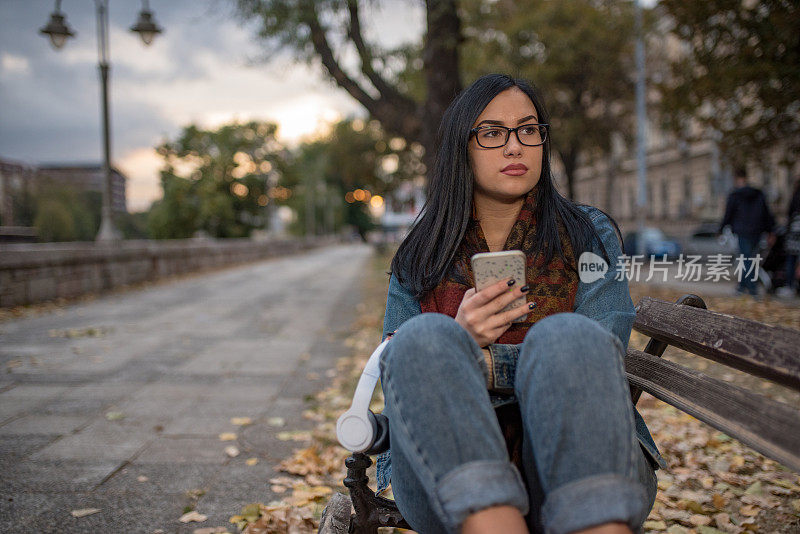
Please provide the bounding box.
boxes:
[376,205,667,494]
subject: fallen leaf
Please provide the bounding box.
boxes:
[697,527,727,534]
[218,433,237,442]
[738,504,759,517]
[712,493,726,509]
[267,417,285,427]
[245,457,258,466]
[230,417,252,426]
[644,520,667,530]
[268,476,299,486]
[137,475,148,482]
[690,514,712,526]
[276,430,312,442]
[666,525,690,534]
[179,511,208,523]
[105,411,124,421]
[224,446,240,458]
[192,528,230,534]
[304,473,326,486]
[71,508,101,518]
[270,485,287,493]
[744,481,763,495]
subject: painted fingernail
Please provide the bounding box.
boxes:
[528,302,536,309]
[507,279,515,286]
[520,285,530,293]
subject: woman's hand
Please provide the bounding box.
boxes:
[455,278,530,347]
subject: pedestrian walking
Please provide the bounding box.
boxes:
[719,167,775,296]
[782,177,800,296]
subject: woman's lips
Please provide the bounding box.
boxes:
[501,164,528,176]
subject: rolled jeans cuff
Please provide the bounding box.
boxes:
[542,474,650,534]
[436,459,529,531]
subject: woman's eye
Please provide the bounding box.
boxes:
[521,126,537,135]
[481,128,502,137]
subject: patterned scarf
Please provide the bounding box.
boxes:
[420,188,578,343]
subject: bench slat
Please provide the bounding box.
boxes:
[625,348,800,472]
[633,296,800,391]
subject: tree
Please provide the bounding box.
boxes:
[236,0,643,202]
[148,121,284,239]
[30,183,100,242]
[281,118,419,238]
[459,0,639,200]
[234,0,462,174]
[657,0,800,167]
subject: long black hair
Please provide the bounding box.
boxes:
[391,73,621,299]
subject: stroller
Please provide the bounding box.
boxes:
[760,224,791,294]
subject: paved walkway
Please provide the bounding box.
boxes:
[0,243,373,533]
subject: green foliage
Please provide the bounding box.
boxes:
[117,211,150,240]
[658,0,799,165]
[149,121,283,239]
[281,118,419,237]
[34,199,76,242]
[460,0,638,195]
[31,185,100,242]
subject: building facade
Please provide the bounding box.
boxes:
[572,135,798,237]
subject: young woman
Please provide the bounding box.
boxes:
[377,74,665,534]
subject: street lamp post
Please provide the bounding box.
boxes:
[40,0,162,242]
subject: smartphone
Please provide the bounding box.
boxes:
[471,250,528,323]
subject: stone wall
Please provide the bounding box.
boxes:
[0,236,341,307]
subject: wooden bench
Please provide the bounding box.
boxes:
[318,294,800,534]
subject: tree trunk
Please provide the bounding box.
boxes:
[420,0,462,179]
[560,147,579,201]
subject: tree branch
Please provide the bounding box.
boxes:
[346,0,415,110]
[301,1,420,141]
[302,1,377,113]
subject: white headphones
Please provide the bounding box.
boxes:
[336,339,390,453]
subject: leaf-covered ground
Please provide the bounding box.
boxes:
[231,253,800,533]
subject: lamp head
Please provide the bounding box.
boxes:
[39,11,75,50]
[130,9,163,46]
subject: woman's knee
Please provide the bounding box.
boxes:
[381,313,480,377]
[518,313,624,376]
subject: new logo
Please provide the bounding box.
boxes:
[578,252,608,283]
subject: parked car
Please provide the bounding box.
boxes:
[622,227,682,259]
[681,222,738,258]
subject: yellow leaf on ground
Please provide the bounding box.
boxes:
[711,493,726,509]
[643,520,666,530]
[689,514,711,526]
[218,433,237,441]
[245,457,258,466]
[739,504,760,517]
[224,446,240,458]
[70,508,100,518]
[230,417,252,426]
[179,511,208,523]
[267,417,285,427]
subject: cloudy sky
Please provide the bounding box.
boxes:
[0,1,424,211]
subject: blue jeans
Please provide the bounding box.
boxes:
[380,312,657,534]
[737,235,759,294]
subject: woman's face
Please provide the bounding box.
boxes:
[468,87,543,204]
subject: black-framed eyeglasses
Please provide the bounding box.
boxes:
[469,123,549,148]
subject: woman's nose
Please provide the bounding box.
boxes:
[504,133,523,156]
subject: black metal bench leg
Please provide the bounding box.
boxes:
[342,452,412,534]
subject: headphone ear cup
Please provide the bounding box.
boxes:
[365,412,390,455]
